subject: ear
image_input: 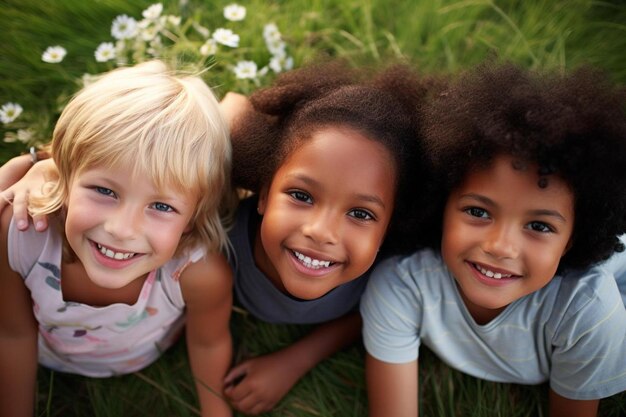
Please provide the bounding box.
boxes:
[562,236,574,256]
[257,186,269,215]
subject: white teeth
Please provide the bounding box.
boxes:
[97,243,135,260]
[293,251,332,269]
[475,264,512,279]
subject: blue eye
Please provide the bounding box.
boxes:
[289,190,313,204]
[95,187,115,197]
[151,202,174,212]
[527,221,553,233]
[465,207,489,218]
[348,209,374,221]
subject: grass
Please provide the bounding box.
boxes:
[1,0,626,415]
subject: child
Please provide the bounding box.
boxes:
[0,61,431,414]
[220,62,428,414]
[360,63,626,417]
[0,61,235,417]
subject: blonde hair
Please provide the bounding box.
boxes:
[31,61,234,255]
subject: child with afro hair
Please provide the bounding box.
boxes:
[220,61,432,414]
[361,63,626,417]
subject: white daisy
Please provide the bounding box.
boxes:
[0,102,23,124]
[212,28,240,48]
[233,61,258,79]
[224,4,246,21]
[94,42,116,62]
[200,39,218,56]
[3,128,32,143]
[111,15,138,40]
[269,54,294,73]
[41,46,67,63]
[263,23,281,43]
[17,129,33,143]
[266,39,286,56]
[142,3,163,20]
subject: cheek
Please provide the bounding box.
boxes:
[64,204,91,236]
[530,243,567,276]
[441,215,463,260]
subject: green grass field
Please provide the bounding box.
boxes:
[1,0,625,416]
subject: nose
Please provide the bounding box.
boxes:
[301,208,339,245]
[481,223,519,260]
[103,204,142,240]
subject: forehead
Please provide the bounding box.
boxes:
[456,155,574,214]
[293,126,395,171]
[276,126,397,202]
[76,163,195,199]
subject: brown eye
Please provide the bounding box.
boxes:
[289,190,312,203]
[527,221,553,233]
[348,209,374,221]
[465,207,489,218]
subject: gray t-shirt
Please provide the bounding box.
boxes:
[361,249,626,400]
[229,197,369,324]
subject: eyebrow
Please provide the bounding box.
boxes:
[287,173,387,209]
[460,193,568,223]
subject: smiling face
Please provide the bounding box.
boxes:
[64,165,196,290]
[255,126,397,300]
[441,155,575,323]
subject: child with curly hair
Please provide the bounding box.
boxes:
[361,63,626,417]
[219,62,429,414]
[0,61,235,417]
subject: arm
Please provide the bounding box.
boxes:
[0,154,34,192]
[366,353,418,417]
[0,157,57,232]
[0,206,39,416]
[224,311,362,414]
[219,92,253,132]
[549,389,599,417]
[180,252,233,417]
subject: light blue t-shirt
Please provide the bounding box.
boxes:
[361,249,626,400]
[601,235,626,305]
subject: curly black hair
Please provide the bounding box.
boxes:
[420,63,626,270]
[231,60,441,254]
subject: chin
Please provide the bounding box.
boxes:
[285,285,331,301]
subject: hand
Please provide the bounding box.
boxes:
[0,158,56,232]
[223,351,302,415]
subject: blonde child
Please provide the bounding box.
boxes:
[361,63,626,417]
[0,61,234,417]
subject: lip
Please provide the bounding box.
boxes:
[89,240,143,270]
[287,247,341,278]
[466,261,520,287]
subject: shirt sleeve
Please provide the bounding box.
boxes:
[361,255,423,364]
[549,267,626,400]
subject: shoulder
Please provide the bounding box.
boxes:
[179,251,233,306]
[369,249,446,288]
[550,265,624,342]
[363,249,445,317]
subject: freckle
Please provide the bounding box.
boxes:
[538,177,548,188]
